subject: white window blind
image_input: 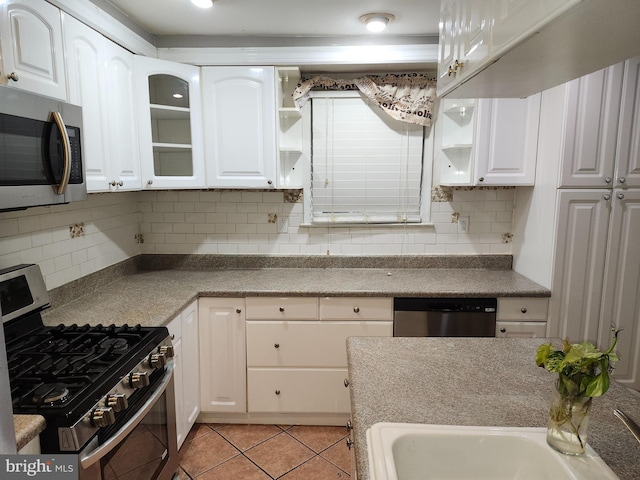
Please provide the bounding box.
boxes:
[311,92,424,224]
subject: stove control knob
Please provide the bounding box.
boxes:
[106,393,128,412]
[159,345,174,358]
[148,352,166,369]
[129,372,150,389]
[91,407,116,427]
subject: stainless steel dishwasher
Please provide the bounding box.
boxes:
[393,297,497,337]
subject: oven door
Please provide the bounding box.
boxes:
[78,367,178,480]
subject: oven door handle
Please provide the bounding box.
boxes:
[79,365,173,469]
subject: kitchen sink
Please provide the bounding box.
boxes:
[366,423,619,480]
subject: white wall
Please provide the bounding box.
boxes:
[0,187,514,290]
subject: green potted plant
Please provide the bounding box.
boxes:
[536,330,619,455]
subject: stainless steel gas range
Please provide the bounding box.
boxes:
[0,264,178,480]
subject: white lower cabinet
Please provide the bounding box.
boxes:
[167,301,199,449]
[245,296,392,421]
[495,297,548,338]
[199,298,247,413]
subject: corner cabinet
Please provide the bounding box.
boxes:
[436,95,540,186]
[202,66,277,188]
[0,0,67,100]
[167,301,199,450]
[134,56,206,189]
[63,14,141,192]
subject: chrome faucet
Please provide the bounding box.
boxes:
[613,409,640,445]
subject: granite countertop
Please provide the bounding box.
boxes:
[19,262,549,453]
[346,337,640,480]
[42,267,549,328]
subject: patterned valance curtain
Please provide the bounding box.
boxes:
[292,73,436,127]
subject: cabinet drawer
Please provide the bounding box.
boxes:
[496,322,547,338]
[497,298,548,321]
[319,297,393,321]
[246,297,318,320]
[247,368,350,414]
[246,321,392,367]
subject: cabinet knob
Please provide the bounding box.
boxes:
[275,390,281,395]
[353,306,360,313]
[236,308,242,314]
[274,343,280,349]
[279,306,285,312]
[478,177,485,182]
[346,420,353,431]
[109,180,116,187]
[520,307,527,314]
[7,72,19,82]
[605,177,612,184]
[267,180,273,185]
[447,60,464,77]
[619,177,627,184]
[147,180,153,186]
[346,438,354,450]
[117,180,124,187]
[618,193,625,200]
[344,378,350,387]
[604,194,611,201]
[500,327,507,333]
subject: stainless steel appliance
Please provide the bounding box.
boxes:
[0,264,178,480]
[393,297,497,337]
[0,88,86,212]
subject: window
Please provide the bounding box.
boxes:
[309,91,428,225]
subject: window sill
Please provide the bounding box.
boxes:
[300,222,434,228]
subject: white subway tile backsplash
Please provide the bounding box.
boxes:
[1,186,514,288]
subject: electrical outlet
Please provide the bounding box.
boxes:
[458,216,470,233]
[277,216,289,233]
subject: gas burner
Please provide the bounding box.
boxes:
[99,337,129,353]
[32,383,71,406]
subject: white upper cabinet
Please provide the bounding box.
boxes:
[438,0,640,98]
[436,94,540,186]
[63,14,141,192]
[0,0,67,100]
[474,94,541,186]
[202,66,277,188]
[559,63,624,188]
[438,0,491,95]
[103,41,141,191]
[134,56,206,189]
[615,57,640,189]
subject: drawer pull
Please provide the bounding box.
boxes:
[346,420,353,431]
[344,378,350,387]
[279,307,285,312]
[353,306,360,313]
[274,343,280,349]
[346,438,354,450]
[275,390,281,395]
[521,308,527,314]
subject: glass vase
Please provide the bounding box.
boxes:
[546,389,593,455]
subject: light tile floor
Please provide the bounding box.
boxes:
[175,424,352,479]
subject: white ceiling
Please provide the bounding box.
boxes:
[101,0,440,42]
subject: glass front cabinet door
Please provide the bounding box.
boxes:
[134,56,205,189]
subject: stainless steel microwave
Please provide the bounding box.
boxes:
[0,88,86,211]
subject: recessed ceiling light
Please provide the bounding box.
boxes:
[360,13,395,33]
[191,0,213,8]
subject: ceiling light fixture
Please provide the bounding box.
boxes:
[360,13,395,33]
[191,0,213,8]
